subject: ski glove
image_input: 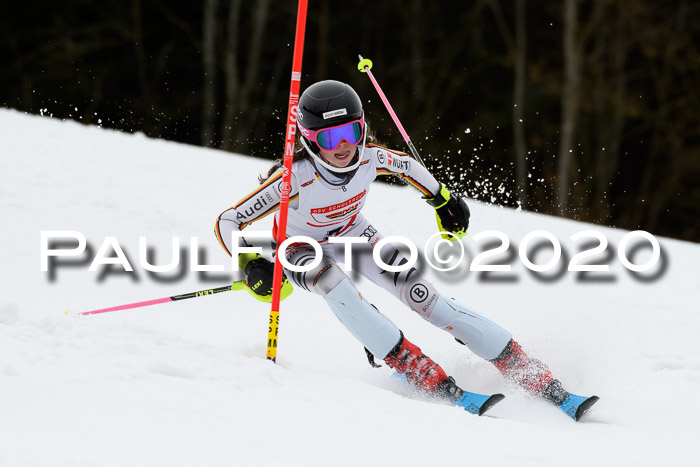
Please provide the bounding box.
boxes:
[424,184,470,241]
[234,253,293,303]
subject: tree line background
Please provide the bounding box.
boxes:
[2,0,699,242]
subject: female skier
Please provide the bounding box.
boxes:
[215,80,597,419]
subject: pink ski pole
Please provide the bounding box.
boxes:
[357,55,426,167]
[70,285,233,316]
[68,280,264,316]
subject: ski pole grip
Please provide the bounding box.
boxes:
[357,55,373,72]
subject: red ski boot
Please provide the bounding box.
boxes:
[490,339,560,399]
[385,334,506,414]
[491,339,599,419]
[383,334,448,393]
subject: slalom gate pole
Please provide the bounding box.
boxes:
[357,55,426,168]
[267,0,308,363]
[72,285,233,316]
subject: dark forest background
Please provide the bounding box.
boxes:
[2,0,699,242]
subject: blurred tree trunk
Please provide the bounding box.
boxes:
[557,0,604,216]
[557,0,580,215]
[488,0,528,207]
[316,0,329,80]
[222,0,242,151]
[234,0,270,152]
[132,0,152,119]
[406,2,485,164]
[513,0,527,207]
[592,1,626,221]
[256,50,289,156]
[201,0,218,147]
[410,0,424,120]
[634,2,690,232]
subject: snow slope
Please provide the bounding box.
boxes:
[1,108,699,466]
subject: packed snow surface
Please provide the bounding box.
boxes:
[1,109,699,466]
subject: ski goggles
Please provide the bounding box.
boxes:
[298,116,364,151]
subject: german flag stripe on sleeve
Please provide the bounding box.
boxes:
[238,192,299,230]
[402,174,433,196]
[367,142,408,156]
[235,171,283,209]
[375,169,432,197]
[214,210,234,257]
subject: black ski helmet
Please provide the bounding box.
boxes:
[298,80,363,132]
[297,80,366,180]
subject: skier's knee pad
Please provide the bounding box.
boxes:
[399,276,441,319]
[325,277,401,359]
[428,295,512,360]
[284,246,345,296]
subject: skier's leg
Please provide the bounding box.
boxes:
[424,295,512,360]
[284,243,400,359]
[407,286,567,402]
[408,283,569,402]
[350,234,568,401]
[350,235,511,360]
[430,294,570,402]
[489,338,570,403]
[285,242,458,398]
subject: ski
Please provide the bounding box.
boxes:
[393,372,505,416]
[454,391,506,416]
[559,393,600,421]
[542,380,599,421]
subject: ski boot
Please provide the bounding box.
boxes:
[385,334,504,415]
[491,339,599,421]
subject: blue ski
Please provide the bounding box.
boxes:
[393,372,505,416]
[559,393,600,421]
[454,391,506,415]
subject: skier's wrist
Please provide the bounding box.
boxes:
[424,183,470,241]
[239,252,263,273]
[424,183,451,209]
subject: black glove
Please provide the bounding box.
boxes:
[424,184,470,240]
[234,253,293,303]
[245,257,277,296]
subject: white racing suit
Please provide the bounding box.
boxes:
[216,143,511,361]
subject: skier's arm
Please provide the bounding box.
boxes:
[371,143,441,197]
[215,169,299,268]
[370,143,469,240]
[214,169,298,301]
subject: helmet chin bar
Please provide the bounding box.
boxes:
[300,125,367,174]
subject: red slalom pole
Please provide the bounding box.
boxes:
[267,0,308,363]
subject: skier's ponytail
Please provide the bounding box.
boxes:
[258,140,308,184]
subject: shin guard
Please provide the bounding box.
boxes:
[324,277,401,359]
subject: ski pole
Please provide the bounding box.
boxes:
[70,285,233,316]
[70,280,262,316]
[267,0,308,363]
[357,55,426,168]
